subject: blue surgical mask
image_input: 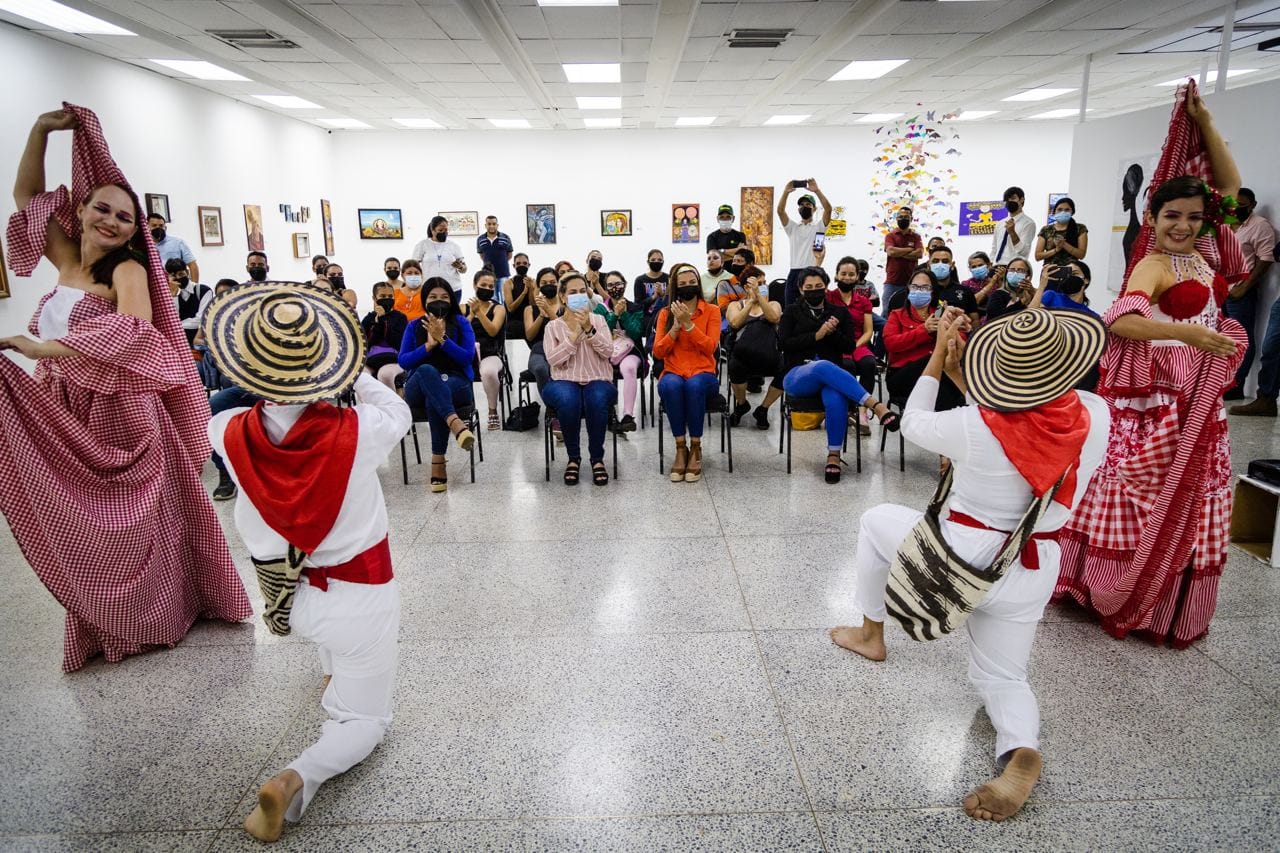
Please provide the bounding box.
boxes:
[566,293,591,312]
[1006,270,1027,287]
[930,262,951,281]
[970,265,989,281]
[1053,211,1072,224]
[907,290,932,308]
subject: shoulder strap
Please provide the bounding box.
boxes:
[989,466,1072,574]
[923,465,954,517]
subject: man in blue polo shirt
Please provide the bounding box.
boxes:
[148,212,200,283]
[476,215,513,303]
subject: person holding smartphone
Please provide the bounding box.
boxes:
[985,258,1036,322]
[777,178,833,308]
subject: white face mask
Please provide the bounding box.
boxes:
[718,219,733,232]
[404,274,423,288]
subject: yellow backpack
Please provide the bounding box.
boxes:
[790,411,824,431]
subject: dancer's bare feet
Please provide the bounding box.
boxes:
[964,748,1041,822]
[828,620,886,661]
[243,769,303,843]
[322,674,331,689]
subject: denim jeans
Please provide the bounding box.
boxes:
[783,359,871,450]
[1225,287,1259,389]
[658,371,719,438]
[209,385,262,474]
[541,379,617,462]
[527,341,551,395]
[1256,296,1280,400]
[404,364,474,453]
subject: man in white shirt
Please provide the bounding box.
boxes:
[164,257,212,347]
[410,215,467,295]
[990,186,1037,266]
[148,213,199,282]
[777,178,832,307]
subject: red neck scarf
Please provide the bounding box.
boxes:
[979,393,1090,507]
[223,401,359,554]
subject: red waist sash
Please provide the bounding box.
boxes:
[302,537,393,591]
[946,511,1058,570]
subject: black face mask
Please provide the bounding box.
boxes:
[425,300,451,318]
[648,260,663,273]
[434,231,448,242]
[248,267,267,282]
[1005,200,1021,213]
[475,288,494,302]
[836,280,856,293]
[803,290,826,307]
[385,268,400,280]
[328,274,345,290]
[729,262,746,275]
[514,265,530,277]
[376,297,396,311]
[798,206,814,219]
[896,217,911,229]
[314,264,327,275]
[675,285,699,302]
[608,287,625,300]
[150,227,165,243]
[540,284,559,299]
[175,275,190,288]
[588,258,603,272]
[1060,275,1087,296]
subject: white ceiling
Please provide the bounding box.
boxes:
[8,0,1280,129]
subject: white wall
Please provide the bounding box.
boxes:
[0,23,331,334]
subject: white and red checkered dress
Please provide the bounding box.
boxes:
[1,104,250,671]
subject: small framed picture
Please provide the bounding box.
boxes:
[321,199,335,254]
[292,232,311,259]
[601,209,632,237]
[197,205,224,247]
[358,208,403,240]
[439,210,479,237]
[145,193,170,222]
[243,204,265,252]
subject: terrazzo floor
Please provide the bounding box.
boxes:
[1,381,1278,852]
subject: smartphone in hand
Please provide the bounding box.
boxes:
[792,179,808,189]
[813,233,825,252]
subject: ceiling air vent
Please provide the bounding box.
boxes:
[206,29,299,50]
[726,28,792,49]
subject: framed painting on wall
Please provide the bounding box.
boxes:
[292,233,310,259]
[321,199,335,255]
[197,205,224,247]
[440,211,479,237]
[957,200,1007,237]
[527,204,556,244]
[145,193,170,222]
[243,204,265,252]
[358,209,403,239]
[671,204,698,243]
[740,186,774,265]
[601,209,631,237]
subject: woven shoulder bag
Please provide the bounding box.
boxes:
[250,545,307,636]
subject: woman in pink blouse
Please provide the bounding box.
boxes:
[541,271,619,486]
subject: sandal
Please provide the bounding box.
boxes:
[430,457,448,493]
[487,412,500,431]
[874,404,901,432]
[684,442,703,483]
[670,442,688,483]
[563,458,580,486]
[591,461,609,486]
[825,454,845,485]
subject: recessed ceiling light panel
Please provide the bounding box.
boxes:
[828,59,909,81]
[149,59,247,81]
[764,114,809,126]
[1003,87,1076,102]
[675,116,716,127]
[0,0,134,34]
[489,118,531,129]
[253,94,323,109]
[563,63,620,83]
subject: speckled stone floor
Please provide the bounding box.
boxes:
[1,383,1277,851]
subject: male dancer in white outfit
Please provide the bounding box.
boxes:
[831,307,1110,822]
[203,282,411,842]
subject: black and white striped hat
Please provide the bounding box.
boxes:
[962,308,1106,412]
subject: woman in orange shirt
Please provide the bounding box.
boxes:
[654,263,721,483]
[393,258,426,322]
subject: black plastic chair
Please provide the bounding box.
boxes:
[543,398,620,482]
[778,392,859,475]
[611,356,648,432]
[879,395,906,472]
[400,400,482,485]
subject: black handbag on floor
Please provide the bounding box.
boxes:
[1247,459,1280,487]
[504,400,542,432]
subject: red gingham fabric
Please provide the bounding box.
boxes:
[1,104,250,671]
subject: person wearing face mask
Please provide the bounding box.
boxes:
[503,252,534,343]
[398,281,478,492]
[633,249,668,319]
[777,178,833,307]
[963,251,996,307]
[463,269,508,430]
[382,256,401,287]
[165,257,212,347]
[654,264,722,482]
[393,259,426,322]
[884,269,966,412]
[583,250,607,300]
[410,216,467,296]
[702,250,732,302]
[147,212,200,284]
[717,248,754,315]
[725,266,781,426]
[985,258,1035,322]
[992,186,1037,266]
[883,206,924,313]
[929,246,980,326]
[829,257,878,434]
[706,204,747,255]
[323,263,357,311]
[1032,262,1098,317]
[361,282,408,391]
[311,254,330,278]
[542,272,619,486]
[245,250,269,284]
[1035,197,1088,268]
[525,267,562,425]
[476,215,512,302]
[1221,189,1277,403]
[595,271,646,433]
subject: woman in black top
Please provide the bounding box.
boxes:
[725,265,782,425]
[523,266,561,398]
[503,251,533,343]
[463,269,507,430]
[633,248,668,321]
[984,257,1035,322]
[361,281,408,389]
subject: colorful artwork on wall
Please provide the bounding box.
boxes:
[825,205,847,239]
[671,204,699,243]
[320,199,335,255]
[739,186,774,266]
[601,209,632,237]
[957,200,1008,237]
[243,204,264,252]
[527,204,556,244]
[358,209,404,239]
[197,205,224,247]
[145,193,170,223]
[440,210,479,237]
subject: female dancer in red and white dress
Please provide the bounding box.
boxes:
[1054,84,1248,648]
[0,105,251,671]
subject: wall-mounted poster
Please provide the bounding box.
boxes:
[145,193,170,222]
[0,235,9,299]
[1047,193,1070,224]
[358,209,403,240]
[440,210,479,237]
[601,209,632,237]
[243,204,264,252]
[740,186,774,265]
[1111,153,1159,291]
[957,200,1007,237]
[671,204,699,243]
[826,205,847,239]
[320,199,335,255]
[197,205,224,247]
[527,204,556,244]
[292,233,310,259]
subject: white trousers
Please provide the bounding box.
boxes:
[852,504,1059,761]
[283,577,401,821]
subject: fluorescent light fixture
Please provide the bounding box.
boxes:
[1029,108,1092,119]
[254,94,322,109]
[584,117,621,128]
[489,118,531,129]
[856,112,903,123]
[576,96,621,110]
[828,59,909,81]
[393,117,444,129]
[675,116,716,127]
[317,117,371,129]
[538,0,617,5]
[1003,87,1076,102]
[0,0,134,34]
[764,114,809,126]
[1156,68,1255,86]
[149,59,247,81]
[563,63,620,83]
[954,110,999,120]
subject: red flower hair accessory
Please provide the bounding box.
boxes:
[1200,182,1239,237]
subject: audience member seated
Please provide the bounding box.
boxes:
[361,281,408,391]
[503,252,533,342]
[634,249,668,323]
[717,247,754,325]
[929,245,980,325]
[165,257,211,347]
[463,269,507,430]
[829,256,878,435]
[597,270,645,433]
[985,257,1035,321]
[654,263,721,483]
[394,258,426,322]
[1033,260,1098,317]
[725,265,781,425]
[702,250,732,301]
[398,280,478,493]
[883,268,965,410]
[962,251,996,308]
[524,266,561,403]
[193,278,237,392]
[542,272,619,486]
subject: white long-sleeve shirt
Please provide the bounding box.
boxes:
[990,211,1037,265]
[208,374,412,565]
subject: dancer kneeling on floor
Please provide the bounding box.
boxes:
[398,278,477,492]
[654,262,721,483]
[830,306,1109,822]
[542,271,619,485]
[204,281,411,844]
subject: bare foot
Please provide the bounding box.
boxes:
[322,674,332,690]
[829,622,886,661]
[964,748,1042,822]
[243,769,303,843]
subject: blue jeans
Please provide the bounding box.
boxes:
[542,379,617,462]
[658,371,719,438]
[1256,296,1280,400]
[209,385,262,474]
[881,283,908,315]
[404,364,474,454]
[783,359,871,450]
[1225,288,1259,389]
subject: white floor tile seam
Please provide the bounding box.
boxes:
[1185,618,1277,701]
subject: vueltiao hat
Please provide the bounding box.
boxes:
[201,281,364,404]
[962,308,1106,412]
